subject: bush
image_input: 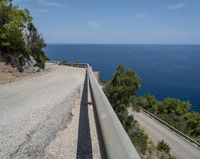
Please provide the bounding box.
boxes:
[130,124,148,155]
[157,140,171,154]
[59,60,68,65]
[157,114,186,132]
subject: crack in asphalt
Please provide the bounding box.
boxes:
[9,88,81,159]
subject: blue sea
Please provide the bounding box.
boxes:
[45,44,200,112]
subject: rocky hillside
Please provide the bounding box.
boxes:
[0,0,48,73]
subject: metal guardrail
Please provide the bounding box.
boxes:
[87,65,140,159]
[62,62,141,159]
[140,107,200,150]
[50,61,200,155]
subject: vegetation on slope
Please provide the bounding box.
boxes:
[104,64,176,158]
[138,94,200,143]
[0,0,47,71]
[157,140,171,154]
[156,140,176,159]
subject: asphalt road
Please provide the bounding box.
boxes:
[0,63,85,159]
[132,110,200,159]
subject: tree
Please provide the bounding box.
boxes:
[142,94,159,113]
[26,22,47,68]
[0,0,47,69]
[105,64,141,112]
[0,0,32,60]
[159,98,191,115]
[104,65,149,155]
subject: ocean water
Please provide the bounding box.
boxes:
[45,44,200,112]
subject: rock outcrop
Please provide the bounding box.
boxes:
[7,54,41,73]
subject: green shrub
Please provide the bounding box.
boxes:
[130,124,148,155]
[157,114,186,133]
[157,140,171,154]
[169,155,176,159]
[59,60,68,65]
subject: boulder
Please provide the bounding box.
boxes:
[30,55,37,66]
[23,56,40,73]
[5,54,41,73]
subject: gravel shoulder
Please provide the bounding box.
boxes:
[44,74,101,159]
[0,63,86,159]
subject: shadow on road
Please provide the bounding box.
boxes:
[76,72,93,159]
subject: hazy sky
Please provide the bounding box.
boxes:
[14,0,200,44]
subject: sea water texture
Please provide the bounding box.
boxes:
[45,44,200,112]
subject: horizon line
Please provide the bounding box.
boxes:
[46,43,200,45]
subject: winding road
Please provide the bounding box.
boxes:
[131,110,200,159]
[0,63,86,158]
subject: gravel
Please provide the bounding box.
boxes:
[0,63,85,159]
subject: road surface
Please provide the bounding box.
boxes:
[0,63,87,158]
[132,110,200,159]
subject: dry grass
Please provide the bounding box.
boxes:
[0,62,30,84]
